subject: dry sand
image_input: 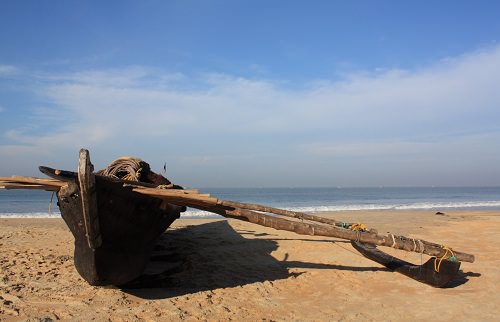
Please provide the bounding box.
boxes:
[1,210,499,321]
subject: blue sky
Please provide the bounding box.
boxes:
[1,1,500,187]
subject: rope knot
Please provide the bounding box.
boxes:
[157,184,174,189]
[350,223,367,231]
[434,246,456,272]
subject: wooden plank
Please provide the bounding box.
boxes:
[0,183,59,191]
[0,176,66,188]
[131,187,213,199]
[78,149,102,249]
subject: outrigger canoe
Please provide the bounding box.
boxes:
[0,149,474,287]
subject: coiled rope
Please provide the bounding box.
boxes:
[100,157,145,182]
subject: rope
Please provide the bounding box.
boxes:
[157,184,174,189]
[434,246,456,272]
[417,240,425,254]
[350,223,366,231]
[417,239,425,265]
[332,241,367,259]
[349,223,366,242]
[100,157,145,181]
[48,191,55,215]
[412,238,417,252]
[390,234,397,248]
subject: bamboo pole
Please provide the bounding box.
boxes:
[217,199,347,227]
[136,192,474,263]
[0,174,475,263]
[125,186,475,262]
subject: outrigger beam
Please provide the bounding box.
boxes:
[0,162,475,287]
[127,185,474,263]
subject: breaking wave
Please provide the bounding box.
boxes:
[2,201,499,219]
[0,212,61,218]
[180,200,500,218]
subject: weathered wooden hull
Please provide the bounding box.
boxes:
[57,176,182,286]
[351,241,461,287]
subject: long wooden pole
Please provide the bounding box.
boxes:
[131,186,474,263]
[0,175,475,263]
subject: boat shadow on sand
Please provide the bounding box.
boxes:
[122,220,475,299]
[122,220,387,299]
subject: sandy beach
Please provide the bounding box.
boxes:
[1,210,499,321]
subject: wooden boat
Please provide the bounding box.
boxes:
[1,148,475,288]
[39,150,184,286]
[351,241,461,287]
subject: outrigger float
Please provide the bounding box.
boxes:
[0,149,474,287]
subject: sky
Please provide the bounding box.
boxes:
[1,1,500,187]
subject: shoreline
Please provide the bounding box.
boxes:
[2,207,500,217]
[1,210,499,320]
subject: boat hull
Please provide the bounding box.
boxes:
[57,176,182,286]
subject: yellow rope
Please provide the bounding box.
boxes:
[349,223,366,242]
[350,223,366,231]
[434,246,455,272]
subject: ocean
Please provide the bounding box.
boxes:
[1,186,500,218]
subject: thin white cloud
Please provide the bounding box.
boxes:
[303,131,500,160]
[31,46,500,140]
[0,64,18,75]
[2,45,500,185]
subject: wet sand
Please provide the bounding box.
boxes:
[1,210,499,321]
